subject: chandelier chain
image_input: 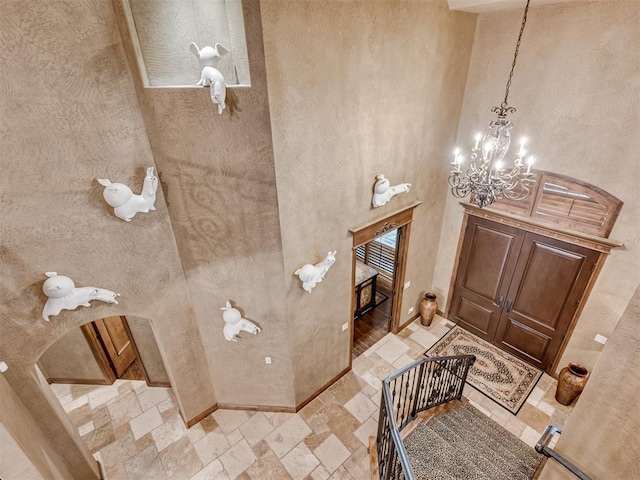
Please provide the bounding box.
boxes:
[502,0,531,109]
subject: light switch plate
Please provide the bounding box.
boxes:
[342,322,349,332]
[265,357,272,364]
[404,281,411,290]
[594,334,607,345]
[408,307,414,315]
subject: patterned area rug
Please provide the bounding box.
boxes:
[426,326,542,414]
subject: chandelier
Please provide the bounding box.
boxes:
[449,0,535,208]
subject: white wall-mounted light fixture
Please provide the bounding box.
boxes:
[295,251,337,293]
[191,42,230,114]
[41,272,119,321]
[372,174,411,208]
[98,167,158,222]
[220,300,261,342]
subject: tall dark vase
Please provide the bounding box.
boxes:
[555,363,589,406]
[420,293,438,327]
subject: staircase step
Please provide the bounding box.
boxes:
[403,403,541,480]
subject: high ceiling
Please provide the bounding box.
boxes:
[447,0,578,13]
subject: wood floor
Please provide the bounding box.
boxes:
[353,291,391,358]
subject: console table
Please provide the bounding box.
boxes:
[354,261,379,318]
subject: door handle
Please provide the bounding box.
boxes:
[505,298,513,312]
[495,295,504,308]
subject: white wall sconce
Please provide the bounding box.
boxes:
[42,272,119,321]
[295,251,337,293]
[98,167,158,222]
[220,300,261,342]
[191,42,229,115]
[372,174,411,208]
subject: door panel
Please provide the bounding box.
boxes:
[449,217,524,341]
[94,316,136,377]
[494,234,599,370]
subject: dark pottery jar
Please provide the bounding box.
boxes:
[420,293,438,327]
[555,363,589,406]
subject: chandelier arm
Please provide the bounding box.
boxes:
[502,0,531,109]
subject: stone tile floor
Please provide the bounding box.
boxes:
[52,316,572,479]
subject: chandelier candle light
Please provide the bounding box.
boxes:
[449,0,535,208]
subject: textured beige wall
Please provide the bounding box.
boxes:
[38,328,107,383]
[539,284,640,480]
[260,0,477,403]
[0,375,74,480]
[0,0,216,476]
[129,0,250,86]
[433,0,640,373]
[118,0,297,407]
[127,315,170,384]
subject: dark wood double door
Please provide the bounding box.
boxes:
[449,216,598,372]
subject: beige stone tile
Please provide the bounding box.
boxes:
[99,431,138,470]
[136,431,156,451]
[353,417,378,447]
[520,425,542,448]
[343,393,377,424]
[123,445,166,480]
[190,459,229,480]
[327,464,354,479]
[313,434,350,474]
[88,384,120,409]
[374,336,410,364]
[107,390,142,427]
[187,423,207,444]
[245,450,292,480]
[327,372,366,405]
[342,434,365,454]
[298,398,324,422]
[280,442,320,480]
[310,464,330,480]
[227,428,243,445]
[130,407,164,440]
[83,423,116,453]
[152,414,188,452]
[359,372,382,391]
[67,403,93,427]
[409,328,440,349]
[265,415,312,458]
[78,420,95,436]
[212,409,250,434]
[137,387,171,412]
[537,400,556,416]
[303,431,332,451]
[315,401,361,447]
[351,355,374,376]
[159,437,203,479]
[218,439,257,479]
[235,473,252,480]
[194,431,231,466]
[267,412,296,428]
[92,405,111,429]
[516,402,551,433]
[304,413,330,435]
[537,374,555,392]
[342,446,370,479]
[103,465,128,480]
[251,439,271,459]
[238,412,274,445]
[525,386,546,407]
[503,415,527,438]
[392,353,416,369]
[199,415,220,433]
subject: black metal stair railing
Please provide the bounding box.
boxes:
[376,354,476,480]
[535,425,592,480]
